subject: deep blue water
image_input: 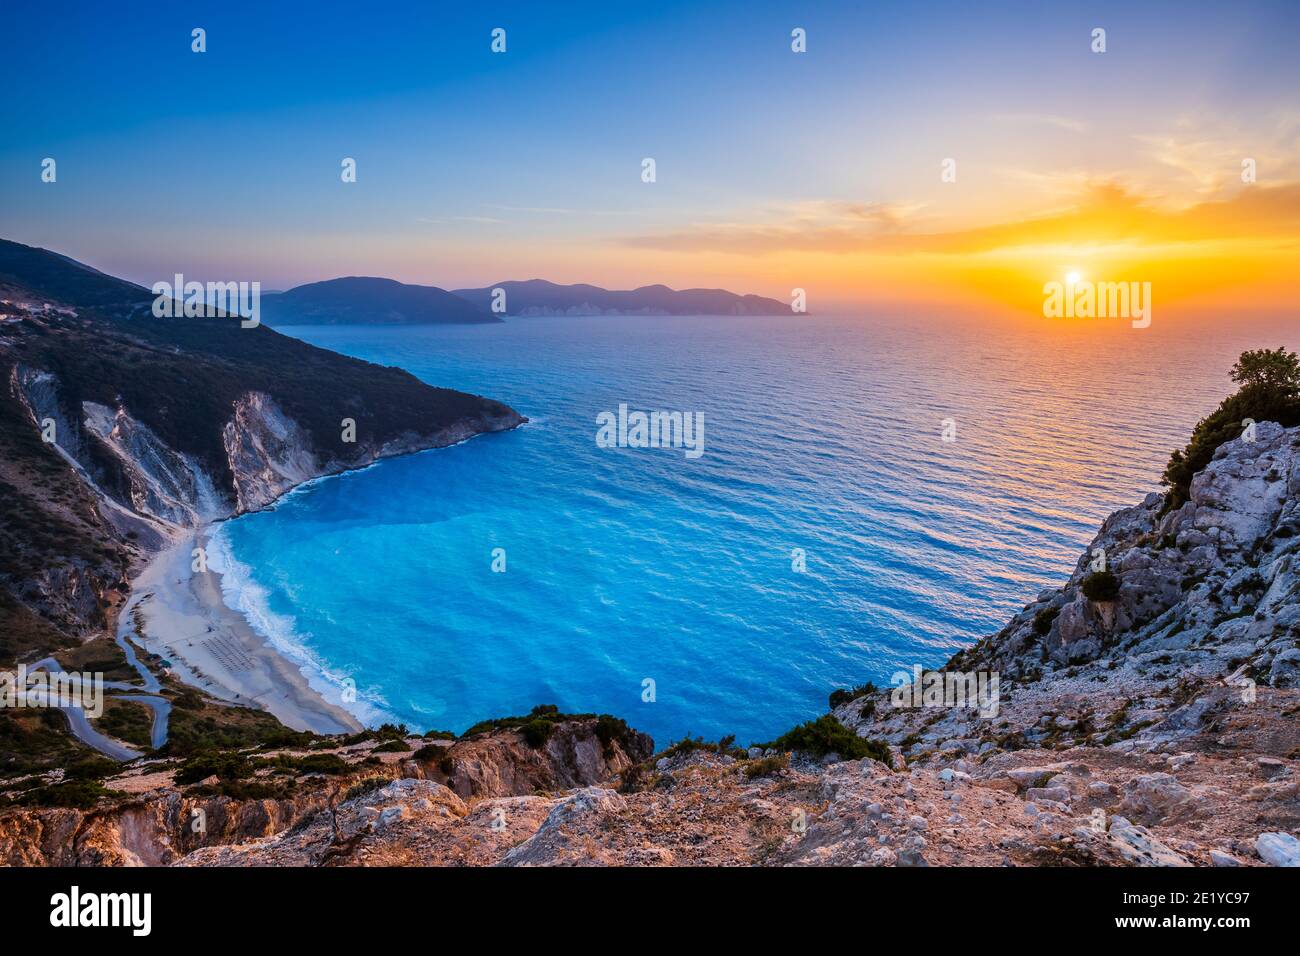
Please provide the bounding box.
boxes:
[208,312,1284,745]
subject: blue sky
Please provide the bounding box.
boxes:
[2,0,1298,305]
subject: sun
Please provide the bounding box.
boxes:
[1065,270,1083,285]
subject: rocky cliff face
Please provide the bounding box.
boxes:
[18,367,524,534]
[0,719,650,866]
[81,400,228,530]
[956,420,1299,685]
[0,787,332,867]
[221,389,524,514]
[221,391,327,514]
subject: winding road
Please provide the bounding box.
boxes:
[29,629,172,761]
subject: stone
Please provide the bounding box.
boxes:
[1105,818,1192,867]
[1256,757,1286,777]
[1269,649,1300,687]
[1119,773,1192,822]
[1025,786,1071,804]
[1255,832,1300,867]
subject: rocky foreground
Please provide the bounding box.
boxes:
[2,423,1298,867]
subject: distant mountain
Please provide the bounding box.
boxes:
[262,277,499,326]
[452,279,791,316]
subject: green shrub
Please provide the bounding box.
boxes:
[742,753,789,778]
[214,780,284,800]
[291,753,352,775]
[828,682,876,709]
[175,752,253,784]
[170,690,205,711]
[371,739,410,753]
[661,736,708,758]
[1081,570,1120,602]
[16,778,118,809]
[461,704,568,738]
[519,719,555,748]
[343,776,389,801]
[659,735,746,760]
[64,756,119,781]
[1033,606,1060,636]
[759,715,892,765]
[412,743,446,762]
[594,715,631,753]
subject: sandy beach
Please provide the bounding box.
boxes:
[124,531,362,735]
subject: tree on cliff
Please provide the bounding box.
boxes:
[1162,347,1300,509]
[1230,347,1300,393]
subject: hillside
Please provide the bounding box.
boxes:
[261,277,498,326]
[0,241,151,310]
[0,239,525,772]
[452,279,791,316]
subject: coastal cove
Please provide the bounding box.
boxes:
[184,312,1293,745]
[127,531,361,736]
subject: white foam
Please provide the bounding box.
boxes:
[205,526,400,728]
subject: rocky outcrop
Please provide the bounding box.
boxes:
[402,720,653,799]
[12,364,86,462]
[222,390,525,514]
[956,421,1299,682]
[19,369,524,531]
[0,788,332,866]
[222,392,323,513]
[164,736,1296,867]
[0,718,648,866]
[83,401,229,528]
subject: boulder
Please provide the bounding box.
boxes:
[1255,832,1300,867]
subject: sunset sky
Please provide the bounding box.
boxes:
[3,0,1298,315]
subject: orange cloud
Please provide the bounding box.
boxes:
[613,182,1300,314]
[622,182,1300,257]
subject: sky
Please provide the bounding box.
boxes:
[2,0,1298,315]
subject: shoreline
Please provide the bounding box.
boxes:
[123,531,363,736]
[114,423,530,738]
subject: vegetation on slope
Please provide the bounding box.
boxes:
[1162,347,1300,509]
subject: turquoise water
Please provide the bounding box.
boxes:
[209,312,1284,745]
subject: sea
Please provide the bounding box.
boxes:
[206,310,1290,745]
